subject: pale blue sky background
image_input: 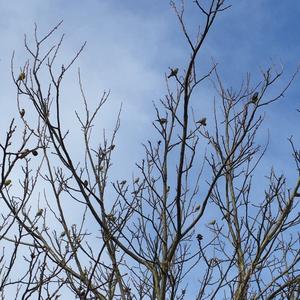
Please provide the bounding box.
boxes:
[0,0,299,177]
[0,0,300,297]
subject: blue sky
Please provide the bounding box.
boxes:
[0,0,300,297]
[0,1,299,174]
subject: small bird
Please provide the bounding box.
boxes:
[17,72,26,82]
[35,208,44,217]
[251,92,259,104]
[107,213,116,222]
[60,231,66,238]
[156,118,167,125]
[83,180,88,187]
[194,204,201,212]
[19,149,30,159]
[208,219,216,225]
[20,109,25,118]
[210,258,219,266]
[134,177,140,184]
[99,149,105,158]
[120,180,127,186]
[108,144,115,151]
[196,117,207,126]
[168,67,179,78]
[97,165,104,171]
[4,179,11,186]
[196,233,203,240]
[223,212,230,221]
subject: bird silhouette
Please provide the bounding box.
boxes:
[156,118,167,125]
[196,117,207,126]
[168,68,178,78]
[251,92,259,104]
[17,72,26,82]
[20,109,25,118]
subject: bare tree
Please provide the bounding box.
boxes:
[0,0,299,299]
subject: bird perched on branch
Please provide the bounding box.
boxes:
[156,117,167,125]
[250,92,259,104]
[20,108,25,118]
[168,67,178,78]
[17,72,26,82]
[194,204,201,212]
[108,144,115,151]
[196,117,207,126]
[19,149,30,159]
[107,213,116,222]
[83,180,88,187]
[120,180,127,186]
[60,231,66,238]
[196,233,203,241]
[35,208,44,217]
[4,179,11,186]
[208,219,216,225]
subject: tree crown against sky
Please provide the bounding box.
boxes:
[0,1,300,299]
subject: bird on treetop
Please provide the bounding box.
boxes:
[251,92,259,104]
[196,117,207,126]
[167,67,178,78]
[196,233,203,240]
[108,144,115,151]
[17,72,26,82]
